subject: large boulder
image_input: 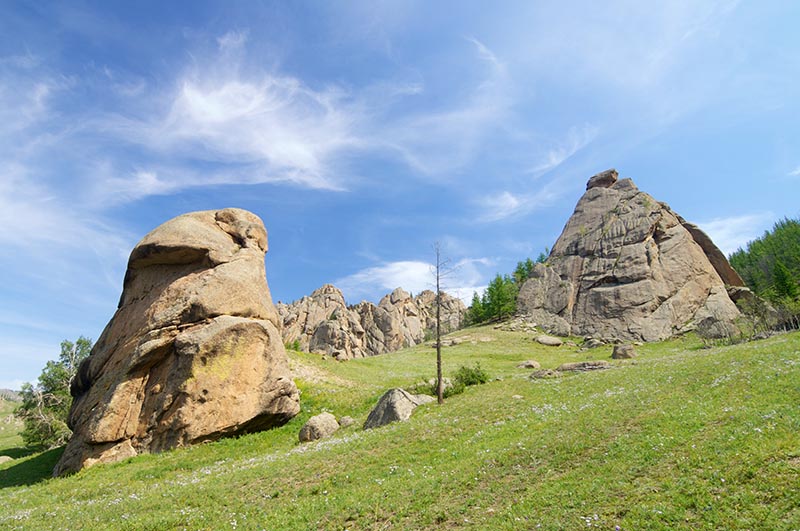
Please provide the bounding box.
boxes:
[518,170,742,342]
[54,209,300,476]
[363,388,431,429]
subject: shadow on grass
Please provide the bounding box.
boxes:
[1,445,39,460]
[0,447,63,488]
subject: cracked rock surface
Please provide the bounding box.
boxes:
[518,169,742,342]
[54,209,299,476]
[277,286,466,360]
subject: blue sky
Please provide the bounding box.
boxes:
[1,1,799,389]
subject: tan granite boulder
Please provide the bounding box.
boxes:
[54,209,299,476]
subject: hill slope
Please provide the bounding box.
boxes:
[1,327,799,530]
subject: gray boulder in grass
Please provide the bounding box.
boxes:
[363,388,432,430]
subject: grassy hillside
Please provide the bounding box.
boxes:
[0,398,23,456]
[1,327,798,530]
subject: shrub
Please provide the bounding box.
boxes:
[453,363,490,387]
[285,339,302,351]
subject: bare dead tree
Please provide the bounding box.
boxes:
[433,242,454,404]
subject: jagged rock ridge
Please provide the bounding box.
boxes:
[518,169,743,342]
[277,285,466,360]
[54,209,299,476]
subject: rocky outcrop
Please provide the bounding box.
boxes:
[54,209,300,476]
[277,286,466,360]
[518,169,742,342]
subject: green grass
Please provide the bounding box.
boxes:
[0,398,24,456]
[1,326,799,530]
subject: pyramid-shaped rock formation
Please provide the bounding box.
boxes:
[54,209,299,476]
[518,169,743,341]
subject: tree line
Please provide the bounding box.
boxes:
[466,252,547,325]
[729,216,800,328]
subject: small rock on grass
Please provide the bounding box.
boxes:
[612,344,637,359]
[535,335,563,347]
[299,412,339,442]
[530,369,562,379]
[556,360,611,372]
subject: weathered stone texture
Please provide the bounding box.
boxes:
[518,170,741,342]
[277,286,466,359]
[54,209,299,476]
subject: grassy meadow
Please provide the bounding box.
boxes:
[0,325,798,530]
[0,399,23,457]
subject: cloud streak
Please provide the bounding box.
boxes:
[334,257,490,305]
[697,212,775,256]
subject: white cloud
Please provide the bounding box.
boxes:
[335,257,491,305]
[478,179,565,223]
[377,37,513,176]
[217,30,249,52]
[529,124,599,176]
[789,166,800,177]
[697,212,775,256]
[480,191,523,222]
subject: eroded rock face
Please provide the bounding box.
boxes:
[277,286,466,359]
[518,170,742,342]
[54,209,300,476]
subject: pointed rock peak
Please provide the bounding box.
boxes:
[311,284,346,298]
[390,287,411,304]
[586,169,618,190]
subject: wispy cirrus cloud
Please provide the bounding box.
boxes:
[529,124,599,176]
[697,212,775,256]
[478,178,566,223]
[92,71,365,200]
[377,37,514,176]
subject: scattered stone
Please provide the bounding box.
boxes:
[583,338,605,349]
[517,360,541,369]
[612,344,637,359]
[511,395,524,400]
[338,416,355,428]
[413,394,437,405]
[299,413,340,442]
[55,209,300,476]
[478,336,494,343]
[535,334,563,347]
[363,389,430,430]
[557,360,611,372]
[496,317,539,333]
[0,456,12,464]
[530,369,562,379]
[517,169,742,342]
